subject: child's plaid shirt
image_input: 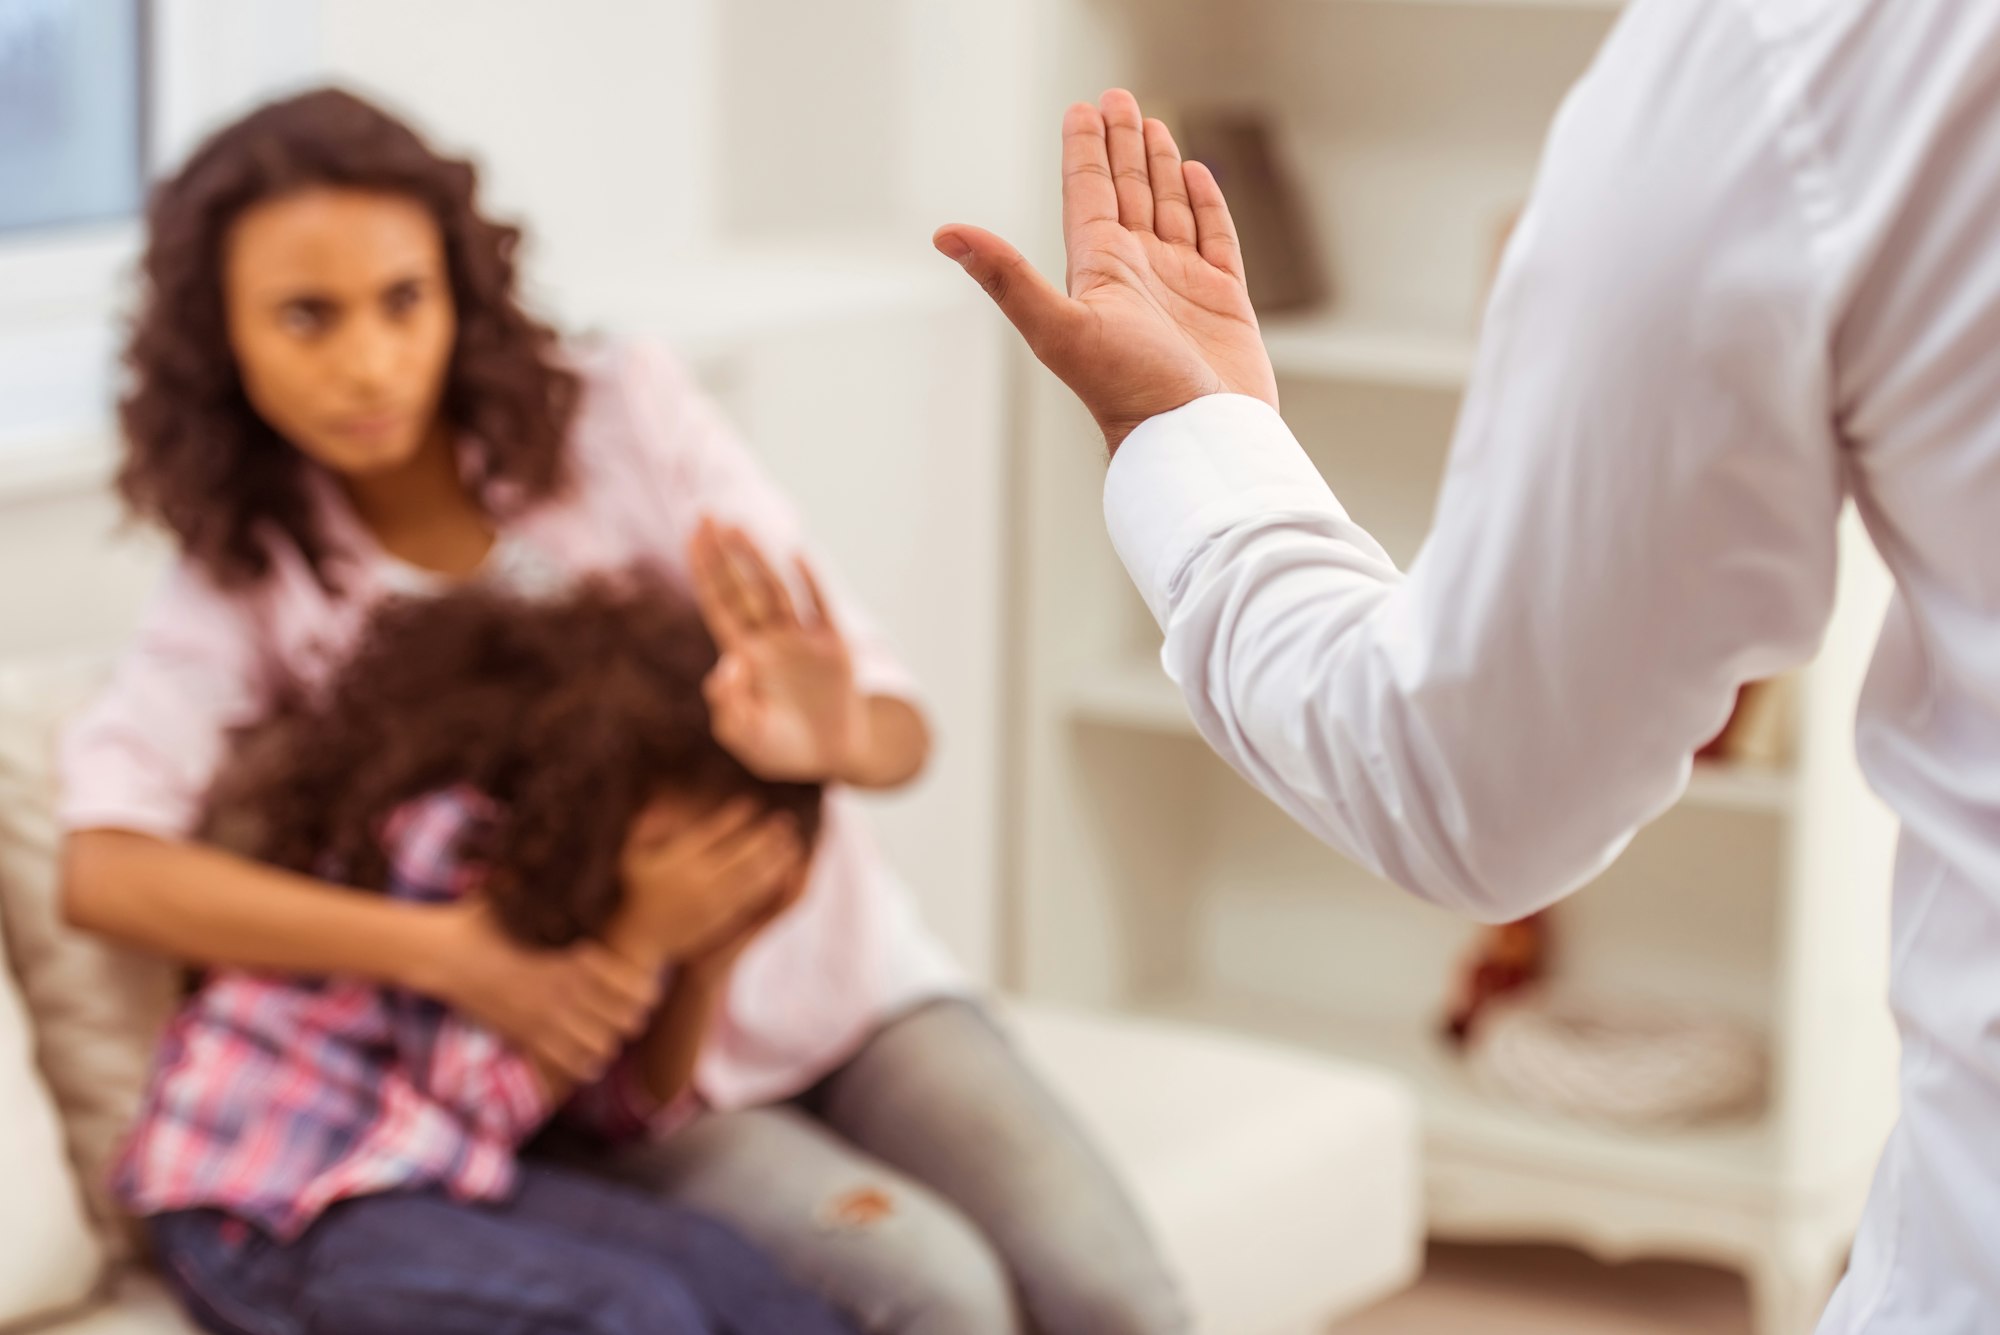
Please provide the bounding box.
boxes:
[112,788,691,1241]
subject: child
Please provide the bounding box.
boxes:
[118,574,856,1335]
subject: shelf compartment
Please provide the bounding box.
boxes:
[1260,312,1477,391]
[1136,984,1780,1207]
[1068,657,1797,816]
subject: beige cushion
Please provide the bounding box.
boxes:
[0,898,105,1328]
[0,662,178,1262]
[1005,1000,1422,1335]
[29,1275,197,1335]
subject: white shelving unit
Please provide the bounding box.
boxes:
[1259,315,1477,391]
[1008,3,1901,1331]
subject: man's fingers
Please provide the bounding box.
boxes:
[932,225,1083,359]
[1100,89,1153,233]
[1145,118,1196,245]
[1184,159,1247,283]
[1059,101,1117,237]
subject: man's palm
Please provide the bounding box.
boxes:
[936,91,1279,450]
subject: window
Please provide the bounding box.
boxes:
[0,0,148,235]
[0,0,318,477]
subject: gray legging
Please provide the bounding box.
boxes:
[543,999,1192,1335]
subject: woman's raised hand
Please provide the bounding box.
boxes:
[689,517,866,784]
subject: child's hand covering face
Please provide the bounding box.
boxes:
[619,795,806,961]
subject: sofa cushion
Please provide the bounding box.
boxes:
[0,662,178,1261]
[23,1274,197,1335]
[0,901,105,1329]
[1004,1000,1422,1335]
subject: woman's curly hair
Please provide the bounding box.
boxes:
[200,572,825,949]
[118,86,579,589]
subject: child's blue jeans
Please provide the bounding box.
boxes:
[148,1161,858,1335]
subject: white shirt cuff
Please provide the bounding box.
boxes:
[1103,393,1344,625]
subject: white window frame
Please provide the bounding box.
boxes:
[0,0,322,497]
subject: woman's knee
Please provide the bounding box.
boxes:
[837,1188,1021,1335]
[855,1197,1189,1335]
[999,1215,1193,1335]
[1027,1267,1194,1335]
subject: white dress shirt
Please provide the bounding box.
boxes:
[1103,2,2000,1329]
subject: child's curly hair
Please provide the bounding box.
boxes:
[201,571,823,948]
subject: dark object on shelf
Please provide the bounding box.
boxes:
[1179,109,1329,315]
[1442,911,1551,1046]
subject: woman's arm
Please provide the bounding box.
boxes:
[62,830,659,1083]
[65,830,448,982]
[843,695,930,792]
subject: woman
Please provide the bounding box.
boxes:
[61,87,1187,1335]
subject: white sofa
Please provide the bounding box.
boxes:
[0,660,1420,1334]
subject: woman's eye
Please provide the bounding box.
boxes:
[279,303,328,336]
[384,283,425,318]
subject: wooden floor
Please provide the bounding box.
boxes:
[1336,1244,1758,1335]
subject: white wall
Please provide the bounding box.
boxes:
[713,301,1007,975]
[318,0,715,313]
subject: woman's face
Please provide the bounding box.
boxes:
[223,186,457,477]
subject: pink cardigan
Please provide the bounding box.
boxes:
[60,339,966,1111]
